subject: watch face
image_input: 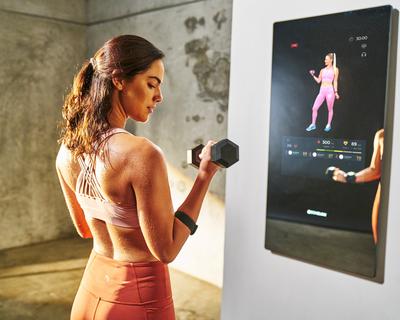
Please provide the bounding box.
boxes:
[265,5,394,281]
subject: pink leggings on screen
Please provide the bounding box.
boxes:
[311,85,335,125]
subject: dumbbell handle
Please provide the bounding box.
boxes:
[187,139,239,169]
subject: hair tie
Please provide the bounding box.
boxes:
[89,57,96,70]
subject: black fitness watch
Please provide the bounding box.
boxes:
[175,211,198,235]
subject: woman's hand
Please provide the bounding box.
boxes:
[309,70,315,76]
[198,141,220,179]
[335,92,340,100]
[333,168,347,183]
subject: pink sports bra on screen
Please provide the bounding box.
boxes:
[321,67,335,83]
[75,128,140,228]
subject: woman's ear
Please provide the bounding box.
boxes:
[111,70,124,91]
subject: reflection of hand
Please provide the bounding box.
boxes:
[335,92,340,100]
[333,168,347,183]
[309,70,315,76]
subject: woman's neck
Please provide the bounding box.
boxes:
[108,90,127,128]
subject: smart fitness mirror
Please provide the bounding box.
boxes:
[265,5,397,282]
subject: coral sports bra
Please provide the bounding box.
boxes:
[75,128,140,228]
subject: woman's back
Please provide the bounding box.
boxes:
[57,129,158,262]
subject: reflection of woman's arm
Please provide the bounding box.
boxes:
[356,130,383,182]
[309,69,322,84]
[332,130,383,183]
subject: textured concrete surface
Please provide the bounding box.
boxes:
[87,0,233,199]
[87,0,202,23]
[0,0,86,24]
[0,238,221,320]
[0,9,86,250]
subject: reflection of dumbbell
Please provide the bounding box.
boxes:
[187,139,239,168]
[325,166,336,179]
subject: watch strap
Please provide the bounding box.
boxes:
[175,211,198,235]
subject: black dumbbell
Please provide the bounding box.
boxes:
[187,139,239,168]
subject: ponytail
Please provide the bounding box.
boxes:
[58,59,110,160]
[333,53,337,69]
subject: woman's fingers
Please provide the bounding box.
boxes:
[199,141,216,160]
[333,169,346,183]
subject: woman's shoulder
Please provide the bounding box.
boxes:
[108,130,160,151]
[56,144,75,169]
[375,128,384,139]
[55,144,81,184]
[108,134,166,182]
[107,132,164,164]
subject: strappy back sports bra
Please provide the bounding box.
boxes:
[75,128,140,229]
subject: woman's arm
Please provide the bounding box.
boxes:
[355,129,383,182]
[130,139,218,263]
[309,69,322,84]
[55,146,93,238]
[332,130,383,183]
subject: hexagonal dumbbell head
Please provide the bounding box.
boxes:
[187,144,204,168]
[211,139,239,168]
[325,166,336,179]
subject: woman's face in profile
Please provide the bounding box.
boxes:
[324,55,332,66]
[118,59,165,122]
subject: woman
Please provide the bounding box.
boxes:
[55,35,219,319]
[306,53,340,132]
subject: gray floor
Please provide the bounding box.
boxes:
[0,238,221,320]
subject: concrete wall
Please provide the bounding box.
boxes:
[168,163,225,286]
[0,0,231,286]
[222,0,400,319]
[87,0,232,286]
[87,0,194,23]
[0,2,87,250]
[0,0,86,23]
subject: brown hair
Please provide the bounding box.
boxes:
[58,35,164,160]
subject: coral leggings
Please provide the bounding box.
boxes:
[311,85,335,125]
[70,250,175,320]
